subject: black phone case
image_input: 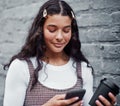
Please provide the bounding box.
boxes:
[65,89,86,105]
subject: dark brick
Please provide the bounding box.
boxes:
[101,44,120,59]
[0,70,6,106]
[79,26,120,43]
[4,0,46,9]
[102,59,120,74]
[0,42,22,64]
[91,0,120,9]
[2,4,40,20]
[0,19,28,43]
[111,11,120,25]
[77,13,112,27]
[0,0,4,13]
[81,44,103,57]
[88,58,103,74]
[0,97,3,106]
[115,76,120,89]
[66,0,90,11]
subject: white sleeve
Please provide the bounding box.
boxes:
[81,62,93,106]
[3,59,29,106]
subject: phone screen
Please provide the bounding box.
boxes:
[65,89,86,105]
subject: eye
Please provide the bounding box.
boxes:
[49,29,56,33]
[47,26,57,33]
[63,27,71,33]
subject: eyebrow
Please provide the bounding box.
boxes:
[47,25,71,28]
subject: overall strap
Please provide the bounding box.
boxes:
[26,58,36,91]
[76,62,83,88]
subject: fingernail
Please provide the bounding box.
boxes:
[75,97,79,100]
[81,103,83,106]
[81,100,84,103]
[95,100,99,103]
[99,95,103,99]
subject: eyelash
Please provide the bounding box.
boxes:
[63,29,70,33]
[49,29,70,33]
[49,30,56,33]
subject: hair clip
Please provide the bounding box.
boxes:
[71,11,75,19]
[43,9,47,18]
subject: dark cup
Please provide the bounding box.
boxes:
[89,78,119,106]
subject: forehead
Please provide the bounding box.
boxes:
[44,14,72,27]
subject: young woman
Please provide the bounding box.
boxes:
[3,0,116,106]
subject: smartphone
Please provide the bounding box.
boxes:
[65,89,86,105]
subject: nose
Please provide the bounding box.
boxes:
[56,30,63,41]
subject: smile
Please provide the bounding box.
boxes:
[53,43,64,48]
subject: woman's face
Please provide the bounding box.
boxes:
[43,14,72,54]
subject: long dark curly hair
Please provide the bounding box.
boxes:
[4,0,91,87]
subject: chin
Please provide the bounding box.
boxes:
[52,49,64,53]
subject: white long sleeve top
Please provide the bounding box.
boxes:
[3,57,93,106]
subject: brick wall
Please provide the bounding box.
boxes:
[0,0,120,106]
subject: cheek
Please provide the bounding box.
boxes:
[65,33,72,42]
[44,30,53,41]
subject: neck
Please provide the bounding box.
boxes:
[42,51,69,66]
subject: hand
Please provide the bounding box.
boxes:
[42,94,83,106]
[95,92,117,106]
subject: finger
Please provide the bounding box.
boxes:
[54,94,66,100]
[61,97,79,105]
[72,100,84,106]
[108,92,117,104]
[98,95,111,106]
[95,100,104,106]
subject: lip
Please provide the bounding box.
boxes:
[53,43,64,48]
